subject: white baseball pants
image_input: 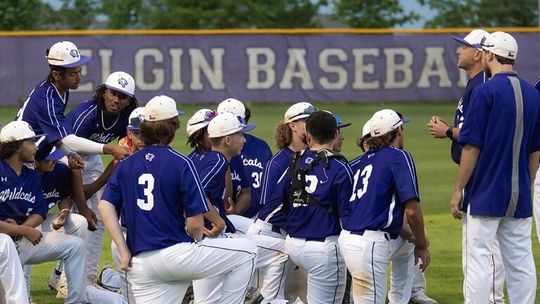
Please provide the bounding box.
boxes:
[0,233,28,304]
[82,154,106,282]
[339,229,391,304]
[138,238,257,304]
[286,235,346,304]
[533,166,540,243]
[17,231,87,303]
[462,211,505,303]
[464,213,536,304]
[387,236,414,304]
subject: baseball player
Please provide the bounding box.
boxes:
[0,121,87,303]
[217,98,273,218]
[283,110,352,304]
[65,71,138,284]
[427,29,505,304]
[99,95,257,304]
[15,41,129,259]
[246,102,316,304]
[532,77,540,244]
[327,112,351,153]
[0,233,29,304]
[450,31,540,303]
[340,109,431,304]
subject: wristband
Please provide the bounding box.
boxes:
[446,126,454,140]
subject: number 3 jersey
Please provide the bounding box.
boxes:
[0,160,47,224]
[343,146,420,239]
[102,145,210,256]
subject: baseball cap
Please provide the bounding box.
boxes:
[46,41,91,68]
[187,109,217,136]
[324,110,351,128]
[284,102,317,123]
[144,95,185,122]
[452,29,489,49]
[217,98,246,120]
[105,71,135,97]
[480,31,518,60]
[369,109,409,137]
[207,112,255,138]
[35,147,64,162]
[0,121,42,143]
[356,118,372,148]
[127,107,145,131]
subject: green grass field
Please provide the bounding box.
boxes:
[5,102,539,303]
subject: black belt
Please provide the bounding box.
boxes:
[305,237,326,242]
[271,225,282,234]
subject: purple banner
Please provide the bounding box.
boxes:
[1,32,539,105]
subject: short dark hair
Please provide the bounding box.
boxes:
[306,111,336,145]
[210,136,224,148]
[244,106,251,123]
[495,54,515,65]
[0,141,22,159]
[46,65,67,83]
[140,117,179,145]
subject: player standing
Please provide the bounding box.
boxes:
[340,109,431,304]
[284,111,352,304]
[449,31,540,303]
[99,95,257,304]
[0,121,87,303]
[0,233,29,304]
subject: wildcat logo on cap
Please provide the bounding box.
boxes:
[69,49,80,58]
[118,77,128,88]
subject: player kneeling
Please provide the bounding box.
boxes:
[99,96,257,304]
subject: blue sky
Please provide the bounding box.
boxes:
[44,0,437,28]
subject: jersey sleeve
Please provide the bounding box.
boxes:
[36,88,74,143]
[259,159,286,206]
[180,159,210,217]
[199,154,228,200]
[459,86,490,148]
[334,161,353,218]
[391,151,420,204]
[101,166,123,210]
[66,101,94,139]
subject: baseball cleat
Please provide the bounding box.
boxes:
[410,293,438,304]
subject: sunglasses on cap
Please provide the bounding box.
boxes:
[188,110,217,126]
[288,105,318,121]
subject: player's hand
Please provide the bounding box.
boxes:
[120,250,132,272]
[23,227,43,245]
[68,153,85,169]
[203,222,225,238]
[79,207,98,231]
[225,197,238,215]
[414,246,431,272]
[426,116,449,139]
[52,209,70,230]
[449,190,463,220]
[104,144,131,160]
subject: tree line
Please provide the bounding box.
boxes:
[1,0,538,30]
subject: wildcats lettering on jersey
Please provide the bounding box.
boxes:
[0,187,36,204]
[242,157,264,170]
[88,132,116,143]
[44,189,60,209]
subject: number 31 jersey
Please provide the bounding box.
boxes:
[343,146,420,239]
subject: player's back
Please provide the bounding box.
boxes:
[344,146,419,239]
[285,149,352,240]
[460,72,540,217]
[110,145,208,255]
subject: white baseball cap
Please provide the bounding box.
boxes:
[127,107,145,131]
[481,31,518,60]
[452,29,489,49]
[217,98,246,120]
[362,118,372,138]
[105,71,135,97]
[0,121,42,143]
[144,95,185,122]
[46,41,91,68]
[187,109,216,136]
[369,109,408,137]
[284,102,317,123]
[207,112,255,138]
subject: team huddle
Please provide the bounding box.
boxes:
[0,29,539,304]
